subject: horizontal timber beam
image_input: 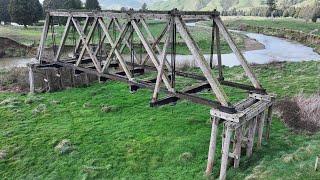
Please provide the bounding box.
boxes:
[38,60,237,113]
[47,9,219,19]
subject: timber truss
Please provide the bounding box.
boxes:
[34,9,274,180]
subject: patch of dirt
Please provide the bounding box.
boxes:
[0,85,28,93]
[0,37,36,58]
[250,60,286,69]
[275,94,320,133]
[244,37,265,51]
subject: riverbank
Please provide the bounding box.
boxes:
[0,37,36,58]
[0,61,319,179]
[222,16,320,53]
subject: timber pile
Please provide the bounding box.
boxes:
[28,64,98,93]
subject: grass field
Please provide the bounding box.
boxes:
[222,16,320,35]
[1,61,319,179]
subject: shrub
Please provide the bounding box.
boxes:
[276,93,320,133]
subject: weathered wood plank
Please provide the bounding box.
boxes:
[48,10,219,19]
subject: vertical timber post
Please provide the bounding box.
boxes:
[257,111,266,148]
[219,123,232,180]
[233,127,243,168]
[215,24,223,80]
[205,117,220,176]
[28,64,35,94]
[37,13,50,62]
[266,105,273,141]
[246,117,257,157]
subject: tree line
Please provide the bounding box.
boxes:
[221,1,320,22]
[0,0,101,27]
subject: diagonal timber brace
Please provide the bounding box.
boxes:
[214,17,262,89]
[72,17,102,73]
[131,19,174,93]
[174,17,229,106]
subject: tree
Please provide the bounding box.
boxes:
[120,7,127,11]
[0,0,11,24]
[9,0,43,28]
[141,3,147,11]
[85,0,101,10]
[64,0,82,9]
[266,0,276,17]
[43,0,65,11]
[34,0,43,20]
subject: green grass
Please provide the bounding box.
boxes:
[0,61,319,179]
[222,16,320,35]
[0,25,42,46]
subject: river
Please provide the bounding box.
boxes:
[170,30,320,68]
[1,31,320,69]
[0,57,37,69]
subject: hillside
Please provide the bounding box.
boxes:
[150,0,313,11]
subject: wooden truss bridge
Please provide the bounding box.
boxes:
[30,9,275,180]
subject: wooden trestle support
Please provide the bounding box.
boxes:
[32,9,275,179]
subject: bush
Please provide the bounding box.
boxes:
[276,93,320,133]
